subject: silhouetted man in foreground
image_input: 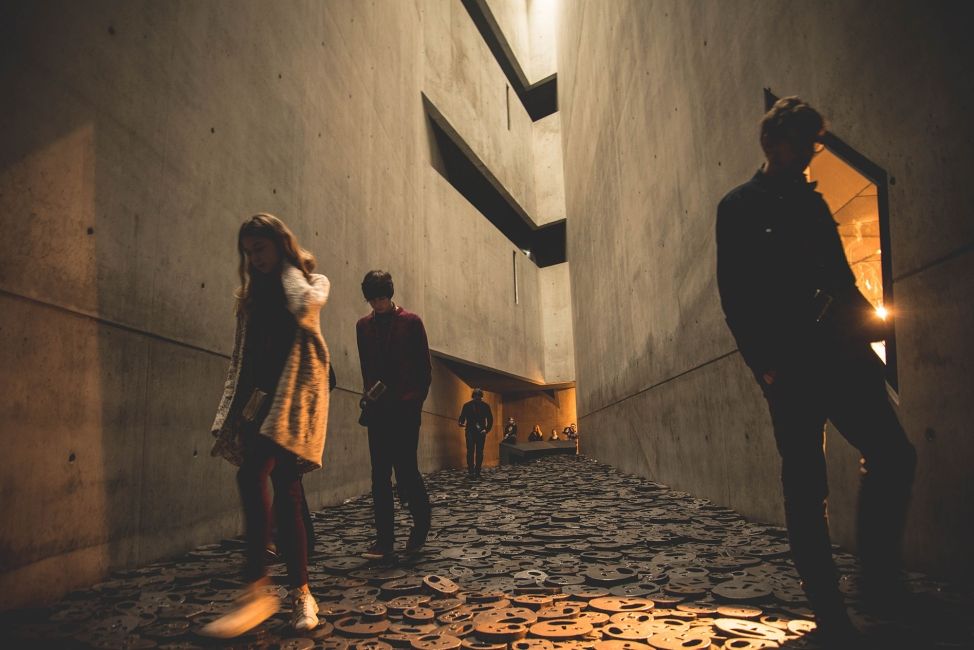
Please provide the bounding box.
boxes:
[716,97,916,642]
[356,270,432,560]
[458,388,493,478]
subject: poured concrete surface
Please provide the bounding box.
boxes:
[558,0,974,580]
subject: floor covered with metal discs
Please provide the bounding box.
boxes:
[5,455,974,649]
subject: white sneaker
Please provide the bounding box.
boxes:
[199,583,280,639]
[291,590,319,631]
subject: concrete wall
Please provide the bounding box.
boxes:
[559,0,974,580]
[532,112,566,225]
[0,0,568,608]
[540,263,575,383]
[486,0,558,84]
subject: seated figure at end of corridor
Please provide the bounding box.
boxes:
[564,423,578,440]
[528,424,543,441]
[716,96,916,644]
[503,417,518,443]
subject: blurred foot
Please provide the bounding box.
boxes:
[199,581,280,638]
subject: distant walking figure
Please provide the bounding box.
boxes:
[458,388,493,478]
[207,213,330,637]
[356,270,433,561]
[716,97,916,642]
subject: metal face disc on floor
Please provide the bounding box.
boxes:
[528,619,594,640]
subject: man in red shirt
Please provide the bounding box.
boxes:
[356,270,433,561]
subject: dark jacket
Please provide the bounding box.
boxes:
[716,170,856,373]
[459,399,493,433]
[356,306,432,403]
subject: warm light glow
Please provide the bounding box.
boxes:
[876,305,889,320]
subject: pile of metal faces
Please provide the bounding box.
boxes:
[6,456,973,649]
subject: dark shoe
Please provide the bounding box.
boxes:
[812,605,862,647]
[858,574,912,616]
[405,524,430,555]
[361,543,394,561]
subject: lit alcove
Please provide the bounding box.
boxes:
[806,150,888,364]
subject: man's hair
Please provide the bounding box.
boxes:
[472,388,484,398]
[760,96,825,145]
[362,270,394,300]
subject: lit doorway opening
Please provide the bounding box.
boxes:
[806,151,888,364]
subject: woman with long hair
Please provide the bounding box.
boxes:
[204,213,330,638]
[529,424,543,442]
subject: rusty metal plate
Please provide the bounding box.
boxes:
[584,566,638,587]
[711,580,772,602]
[388,595,434,612]
[460,639,507,650]
[355,603,388,620]
[512,639,556,650]
[473,620,530,642]
[473,607,538,626]
[403,607,436,623]
[424,575,461,596]
[428,598,464,614]
[529,619,594,640]
[438,621,476,638]
[607,612,655,626]
[644,633,712,650]
[390,622,441,635]
[715,606,763,619]
[713,619,786,643]
[335,615,393,638]
[593,641,653,650]
[537,604,582,620]
[510,594,554,611]
[278,639,318,650]
[351,640,394,650]
[409,633,463,650]
[720,639,782,649]
[588,598,654,614]
[437,608,476,625]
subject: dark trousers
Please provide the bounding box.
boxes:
[758,344,916,609]
[237,432,309,588]
[367,400,431,549]
[465,429,486,472]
